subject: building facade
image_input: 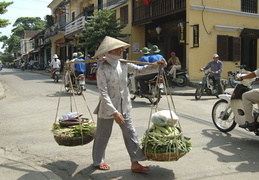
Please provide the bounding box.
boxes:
[30,0,259,81]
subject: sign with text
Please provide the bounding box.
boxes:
[193,24,199,47]
[178,22,186,44]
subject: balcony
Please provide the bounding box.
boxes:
[133,0,186,25]
[65,15,93,38]
[44,22,66,39]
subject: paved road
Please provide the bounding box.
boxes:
[0,68,259,180]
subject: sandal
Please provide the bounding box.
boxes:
[95,162,110,170]
[131,166,150,173]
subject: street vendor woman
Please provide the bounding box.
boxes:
[92,36,167,172]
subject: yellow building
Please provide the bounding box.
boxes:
[46,0,259,81]
[97,0,259,81]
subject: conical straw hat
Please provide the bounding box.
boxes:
[94,36,130,58]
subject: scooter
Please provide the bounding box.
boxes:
[127,72,164,105]
[65,73,85,95]
[166,69,189,87]
[227,65,247,88]
[53,68,61,82]
[211,75,259,136]
[195,70,228,100]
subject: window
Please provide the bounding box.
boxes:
[72,11,75,21]
[120,5,128,25]
[241,0,258,13]
[217,35,241,61]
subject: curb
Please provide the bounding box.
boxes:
[0,81,5,100]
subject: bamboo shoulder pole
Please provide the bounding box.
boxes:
[66,59,159,66]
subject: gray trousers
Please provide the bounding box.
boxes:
[92,112,146,166]
[242,89,259,123]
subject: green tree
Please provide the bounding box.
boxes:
[1,17,46,56]
[45,15,54,28]
[77,9,129,54]
[12,17,46,36]
[0,1,13,29]
[0,51,14,63]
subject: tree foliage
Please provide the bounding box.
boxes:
[0,51,14,63]
[0,1,13,29]
[12,17,46,36]
[45,15,54,28]
[0,17,46,55]
[77,9,130,54]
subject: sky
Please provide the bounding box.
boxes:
[0,0,51,49]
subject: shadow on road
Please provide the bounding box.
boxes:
[43,160,175,180]
[202,129,259,173]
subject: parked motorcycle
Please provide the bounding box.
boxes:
[211,75,259,136]
[195,70,228,100]
[227,65,247,88]
[20,62,25,71]
[53,68,61,82]
[166,69,189,87]
[64,73,85,95]
[127,72,164,105]
[45,62,51,73]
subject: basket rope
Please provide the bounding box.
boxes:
[143,70,184,161]
[53,64,95,146]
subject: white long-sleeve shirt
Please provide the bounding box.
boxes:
[94,60,159,119]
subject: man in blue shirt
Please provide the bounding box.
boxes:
[200,54,223,94]
[74,52,86,76]
[137,47,150,66]
[138,45,165,95]
[133,47,150,93]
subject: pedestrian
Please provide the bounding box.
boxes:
[200,54,224,94]
[29,58,34,70]
[167,52,181,80]
[137,45,165,95]
[92,36,167,172]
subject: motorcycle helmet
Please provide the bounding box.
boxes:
[213,54,219,58]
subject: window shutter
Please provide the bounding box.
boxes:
[232,37,241,61]
[217,35,228,61]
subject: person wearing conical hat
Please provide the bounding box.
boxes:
[92,36,167,172]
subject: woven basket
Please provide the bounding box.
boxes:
[145,151,187,161]
[52,120,96,146]
[53,132,94,146]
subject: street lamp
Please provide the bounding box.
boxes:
[156,26,162,40]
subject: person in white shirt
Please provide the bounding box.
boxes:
[50,54,61,78]
[92,36,167,172]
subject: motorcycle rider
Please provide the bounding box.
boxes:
[138,45,164,95]
[200,54,224,94]
[50,54,61,78]
[237,69,259,130]
[167,52,181,81]
[133,47,150,93]
[73,52,86,90]
[65,52,77,87]
[74,52,86,76]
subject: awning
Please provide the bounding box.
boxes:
[240,28,259,38]
[55,38,65,44]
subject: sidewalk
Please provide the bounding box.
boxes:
[0,154,62,180]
